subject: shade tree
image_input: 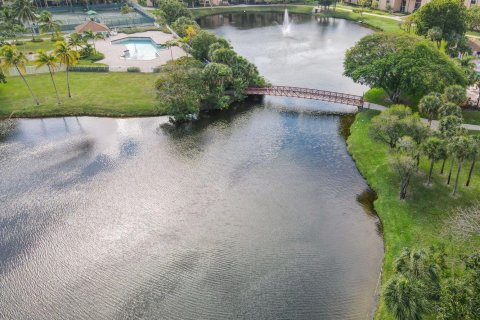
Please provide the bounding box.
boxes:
[155,0,192,24]
[344,33,467,103]
[389,153,418,200]
[414,0,468,42]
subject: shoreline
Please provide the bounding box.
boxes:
[191,4,402,32]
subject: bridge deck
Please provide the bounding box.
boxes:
[246,86,364,108]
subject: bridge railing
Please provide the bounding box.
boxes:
[246,86,363,107]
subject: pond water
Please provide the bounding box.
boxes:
[0,13,382,320]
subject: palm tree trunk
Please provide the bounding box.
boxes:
[476,84,480,109]
[66,67,72,98]
[466,156,476,187]
[427,158,434,185]
[16,65,39,106]
[29,21,36,40]
[400,176,410,199]
[440,158,446,175]
[447,159,454,185]
[452,161,463,195]
[49,66,61,104]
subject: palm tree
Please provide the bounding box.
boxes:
[94,32,105,45]
[35,49,61,104]
[0,45,39,106]
[383,274,428,320]
[12,0,38,40]
[165,39,178,61]
[38,10,63,39]
[466,136,480,187]
[54,41,79,99]
[422,137,446,185]
[450,135,473,195]
[83,30,96,50]
[68,33,85,51]
[418,93,442,127]
[0,7,25,44]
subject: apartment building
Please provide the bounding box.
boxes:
[346,0,479,13]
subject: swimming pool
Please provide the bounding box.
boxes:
[112,37,164,60]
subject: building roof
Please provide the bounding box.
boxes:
[74,20,110,33]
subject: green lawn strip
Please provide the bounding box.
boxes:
[0,72,163,118]
[467,30,480,37]
[463,109,480,125]
[347,110,480,320]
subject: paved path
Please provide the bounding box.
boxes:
[364,102,480,131]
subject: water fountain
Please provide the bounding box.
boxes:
[282,8,291,36]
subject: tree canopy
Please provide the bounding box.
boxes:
[344,33,467,102]
[155,0,191,24]
[414,0,468,39]
[468,5,480,32]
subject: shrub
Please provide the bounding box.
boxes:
[364,88,390,105]
[119,26,160,34]
[127,67,141,73]
[172,16,200,38]
[87,52,105,62]
[68,66,109,72]
[79,47,105,62]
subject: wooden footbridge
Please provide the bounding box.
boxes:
[246,86,364,110]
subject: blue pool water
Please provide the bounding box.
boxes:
[112,37,163,60]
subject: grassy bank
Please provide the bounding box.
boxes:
[0,72,161,118]
[191,5,402,32]
[347,110,480,319]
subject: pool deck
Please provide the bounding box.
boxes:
[95,31,186,72]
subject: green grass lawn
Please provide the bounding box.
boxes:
[329,10,402,32]
[463,109,480,125]
[15,39,59,55]
[0,72,162,118]
[347,110,480,320]
[335,3,405,16]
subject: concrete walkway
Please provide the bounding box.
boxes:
[364,102,480,131]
